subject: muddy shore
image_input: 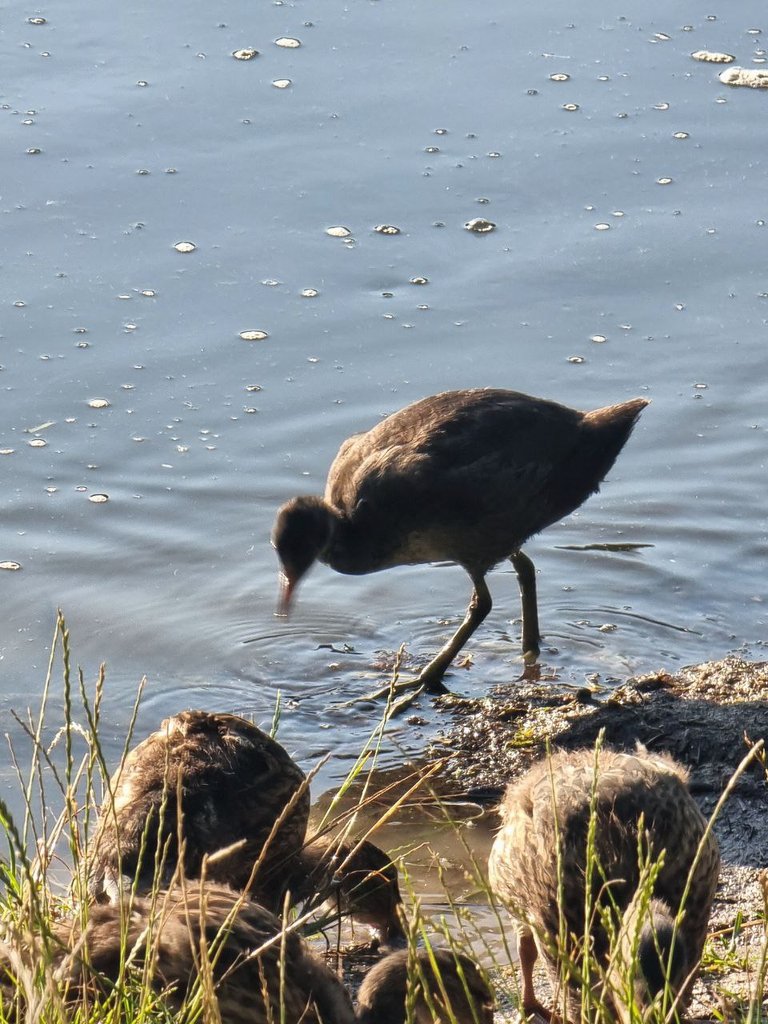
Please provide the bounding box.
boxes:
[427,656,768,1019]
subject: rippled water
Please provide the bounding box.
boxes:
[2,0,768,920]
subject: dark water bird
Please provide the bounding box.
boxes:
[356,947,494,1024]
[272,388,648,693]
[87,710,405,944]
[488,746,720,1023]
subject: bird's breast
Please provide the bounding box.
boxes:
[322,526,456,575]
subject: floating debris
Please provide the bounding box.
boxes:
[0,561,22,571]
[374,224,401,235]
[719,66,768,88]
[562,102,580,111]
[232,48,259,60]
[691,50,735,63]
[657,176,674,185]
[87,398,110,409]
[464,217,496,233]
[173,241,197,253]
[594,223,610,231]
[88,493,109,504]
[28,438,47,448]
[239,329,269,341]
[272,79,292,88]
[549,72,570,82]
[590,335,608,344]
[300,288,319,297]
[27,16,46,24]
[409,276,429,285]
[274,37,301,48]
[325,225,351,237]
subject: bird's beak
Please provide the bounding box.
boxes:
[276,572,295,617]
[381,916,408,949]
[373,909,408,950]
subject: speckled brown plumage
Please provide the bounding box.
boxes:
[488,746,720,1023]
[356,948,494,1024]
[53,883,355,1024]
[87,710,311,908]
[273,388,647,692]
[3,887,481,1024]
[86,711,404,944]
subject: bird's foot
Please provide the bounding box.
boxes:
[340,671,449,714]
[523,1001,558,1024]
[522,638,541,664]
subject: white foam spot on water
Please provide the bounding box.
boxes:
[464,218,496,233]
[691,50,735,63]
[719,66,768,88]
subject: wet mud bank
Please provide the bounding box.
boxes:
[429,657,768,1015]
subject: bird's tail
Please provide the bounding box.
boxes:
[583,397,649,433]
[580,397,649,484]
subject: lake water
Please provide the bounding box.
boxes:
[2,0,767,950]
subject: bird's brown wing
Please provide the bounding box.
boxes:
[324,392,587,567]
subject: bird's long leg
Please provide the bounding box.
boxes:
[518,929,554,1022]
[415,573,492,694]
[346,574,491,707]
[511,550,541,660]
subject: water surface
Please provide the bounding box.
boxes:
[2,0,767,924]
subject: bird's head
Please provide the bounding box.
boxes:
[271,497,335,615]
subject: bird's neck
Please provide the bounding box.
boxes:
[320,510,381,575]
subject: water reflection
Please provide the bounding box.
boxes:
[2,0,768,943]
